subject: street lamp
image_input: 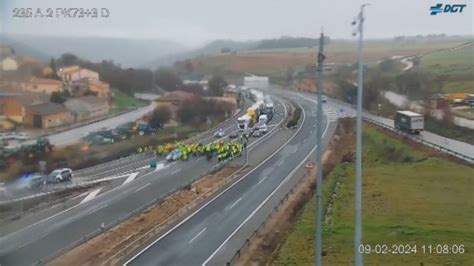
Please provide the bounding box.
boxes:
[352,4,369,266]
[315,31,326,266]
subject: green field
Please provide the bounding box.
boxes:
[419,45,474,76]
[275,125,474,265]
[111,88,147,111]
[442,80,474,94]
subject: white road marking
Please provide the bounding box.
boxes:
[170,169,181,175]
[124,95,295,266]
[86,203,108,215]
[188,227,207,243]
[202,92,330,266]
[226,197,242,210]
[135,183,151,193]
[123,172,139,185]
[154,162,166,171]
[80,188,102,204]
[257,175,268,184]
[277,161,283,166]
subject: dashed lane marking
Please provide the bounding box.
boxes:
[189,227,207,243]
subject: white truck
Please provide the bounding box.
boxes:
[244,76,269,90]
[237,114,252,131]
[394,111,424,134]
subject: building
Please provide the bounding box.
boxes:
[24,103,73,128]
[1,93,49,123]
[64,96,110,121]
[88,79,111,98]
[26,78,63,94]
[0,57,18,71]
[72,78,111,98]
[156,91,197,105]
[59,65,99,83]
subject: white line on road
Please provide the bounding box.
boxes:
[257,175,268,184]
[202,93,330,265]
[189,227,207,243]
[80,188,102,204]
[124,94,296,266]
[123,172,139,185]
[170,169,181,175]
[86,203,108,215]
[226,198,242,210]
[135,183,151,193]
[277,161,283,166]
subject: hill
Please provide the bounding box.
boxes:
[2,34,188,67]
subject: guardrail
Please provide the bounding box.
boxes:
[34,95,290,264]
[34,153,248,265]
[327,96,473,164]
[0,108,244,205]
[28,107,140,142]
[363,117,474,164]
[226,167,308,265]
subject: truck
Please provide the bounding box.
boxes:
[244,76,269,90]
[237,114,252,131]
[264,100,274,120]
[394,111,424,134]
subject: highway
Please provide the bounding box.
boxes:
[322,97,474,159]
[125,89,339,265]
[0,95,289,265]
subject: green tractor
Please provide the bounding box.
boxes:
[0,146,21,169]
[21,138,54,161]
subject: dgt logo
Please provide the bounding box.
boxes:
[430,3,467,15]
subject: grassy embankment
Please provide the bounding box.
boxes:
[275,125,474,265]
[111,88,147,111]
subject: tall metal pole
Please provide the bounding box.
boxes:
[315,31,326,266]
[354,4,368,266]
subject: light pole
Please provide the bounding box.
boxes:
[315,31,326,266]
[352,4,369,266]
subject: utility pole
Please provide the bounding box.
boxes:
[315,30,326,266]
[352,4,369,266]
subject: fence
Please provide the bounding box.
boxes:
[35,154,248,265]
[226,170,308,265]
[363,117,474,164]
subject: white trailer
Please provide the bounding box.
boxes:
[244,76,269,90]
[394,110,424,134]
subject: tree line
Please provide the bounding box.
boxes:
[54,53,227,97]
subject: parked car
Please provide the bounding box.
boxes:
[214,128,225,138]
[137,123,159,135]
[29,173,47,188]
[259,124,268,134]
[229,132,239,139]
[252,129,263,137]
[0,132,28,140]
[49,168,73,183]
[321,95,327,103]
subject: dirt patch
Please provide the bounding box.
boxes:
[49,165,244,266]
[234,118,356,265]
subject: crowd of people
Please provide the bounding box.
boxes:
[136,139,245,162]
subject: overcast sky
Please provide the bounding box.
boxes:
[1,0,472,47]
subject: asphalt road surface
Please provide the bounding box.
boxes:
[125,89,338,265]
[22,102,158,147]
[323,97,474,159]
[0,96,288,265]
